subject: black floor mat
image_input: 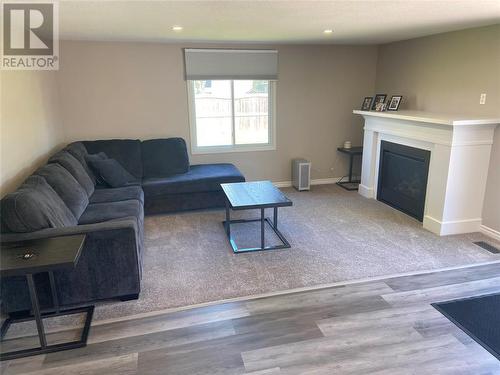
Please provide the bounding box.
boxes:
[433,293,500,361]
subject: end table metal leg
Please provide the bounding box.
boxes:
[48,271,60,313]
[348,154,354,183]
[261,208,265,249]
[274,207,278,229]
[26,274,47,348]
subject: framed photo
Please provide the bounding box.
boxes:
[374,102,387,112]
[361,97,373,111]
[388,95,402,111]
[371,94,387,110]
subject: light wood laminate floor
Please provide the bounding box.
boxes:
[2,262,500,374]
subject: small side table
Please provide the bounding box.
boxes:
[0,235,94,361]
[336,146,363,191]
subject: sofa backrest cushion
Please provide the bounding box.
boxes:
[0,176,77,233]
[49,151,95,196]
[65,141,97,184]
[35,163,89,219]
[83,140,143,180]
[141,138,190,178]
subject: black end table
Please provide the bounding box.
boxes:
[0,235,94,361]
[336,146,363,191]
[221,181,293,253]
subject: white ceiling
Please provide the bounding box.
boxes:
[59,0,500,44]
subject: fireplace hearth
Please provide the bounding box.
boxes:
[377,141,430,221]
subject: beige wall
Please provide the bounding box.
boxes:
[376,25,500,116]
[3,28,497,232]
[376,24,500,232]
[0,71,65,197]
[57,41,378,181]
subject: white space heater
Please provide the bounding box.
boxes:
[292,159,311,191]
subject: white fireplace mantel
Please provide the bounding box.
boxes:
[353,110,500,236]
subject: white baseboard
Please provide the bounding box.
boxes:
[273,177,340,188]
[480,224,500,242]
[423,216,442,235]
[423,215,482,236]
[311,177,339,185]
[358,184,374,198]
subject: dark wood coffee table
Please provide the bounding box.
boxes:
[221,181,293,253]
[0,235,94,361]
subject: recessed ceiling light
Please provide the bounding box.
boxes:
[323,29,333,34]
[172,26,183,32]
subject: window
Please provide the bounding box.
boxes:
[188,79,276,153]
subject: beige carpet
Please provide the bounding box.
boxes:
[6,184,500,338]
[90,184,498,322]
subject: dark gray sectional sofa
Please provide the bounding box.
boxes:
[0,138,244,314]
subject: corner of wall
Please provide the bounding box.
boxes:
[0,70,66,197]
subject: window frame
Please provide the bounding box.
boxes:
[187,80,277,154]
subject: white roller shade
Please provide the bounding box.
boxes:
[184,49,278,80]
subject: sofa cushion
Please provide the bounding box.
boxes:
[87,158,140,188]
[83,140,143,180]
[142,163,245,198]
[49,151,95,197]
[85,152,108,185]
[35,163,89,219]
[0,176,77,233]
[141,138,190,178]
[85,152,107,165]
[78,199,143,226]
[89,186,144,204]
[65,142,97,185]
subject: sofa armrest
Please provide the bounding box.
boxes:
[0,217,143,313]
[0,218,138,243]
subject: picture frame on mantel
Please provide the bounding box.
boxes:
[371,94,387,110]
[388,95,403,111]
[361,97,373,110]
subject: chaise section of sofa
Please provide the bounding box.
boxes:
[140,138,245,214]
[142,163,245,214]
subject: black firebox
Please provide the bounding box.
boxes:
[377,141,431,221]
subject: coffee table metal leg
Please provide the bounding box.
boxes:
[261,208,265,249]
[225,199,231,237]
[222,205,290,253]
[26,274,47,348]
[274,207,278,229]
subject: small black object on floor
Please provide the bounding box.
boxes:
[433,293,500,361]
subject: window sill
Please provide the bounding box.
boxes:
[191,144,276,155]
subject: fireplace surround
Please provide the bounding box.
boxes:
[353,110,499,236]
